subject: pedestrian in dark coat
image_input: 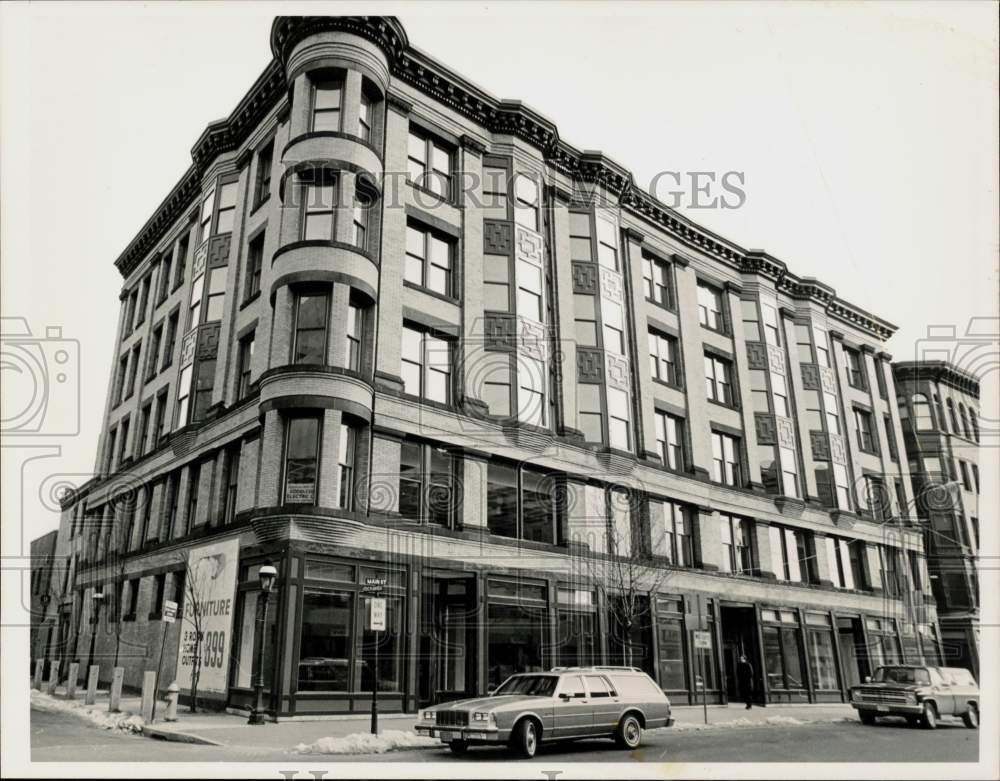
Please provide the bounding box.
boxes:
[737,654,755,709]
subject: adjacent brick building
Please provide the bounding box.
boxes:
[47,15,940,717]
[892,361,981,678]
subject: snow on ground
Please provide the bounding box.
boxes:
[295,730,439,755]
[669,714,856,732]
[30,690,145,734]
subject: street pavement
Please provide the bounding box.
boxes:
[31,707,979,763]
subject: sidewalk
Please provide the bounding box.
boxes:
[32,683,858,753]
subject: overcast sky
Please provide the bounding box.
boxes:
[2,1,997,540]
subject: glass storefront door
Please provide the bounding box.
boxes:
[417,573,477,706]
[486,578,547,691]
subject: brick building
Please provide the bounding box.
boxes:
[892,361,981,678]
[50,15,940,718]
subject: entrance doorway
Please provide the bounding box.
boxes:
[720,605,762,704]
[837,617,868,688]
[417,573,477,707]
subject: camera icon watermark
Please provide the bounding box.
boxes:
[1,316,80,437]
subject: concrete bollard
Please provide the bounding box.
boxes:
[140,671,156,722]
[165,682,179,722]
[33,659,44,690]
[46,660,61,695]
[66,663,79,699]
[85,664,99,705]
[108,667,124,713]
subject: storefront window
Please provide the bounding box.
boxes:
[487,579,547,690]
[232,588,279,690]
[763,625,806,690]
[298,590,353,691]
[607,595,654,676]
[556,609,596,667]
[556,588,596,666]
[657,620,686,691]
[359,596,403,692]
[806,627,839,689]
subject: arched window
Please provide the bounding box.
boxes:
[912,394,933,431]
[947,398,960,434]
[958,403,972,440]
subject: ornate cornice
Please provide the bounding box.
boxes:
[109,14,901,341]
[892,361,980,398]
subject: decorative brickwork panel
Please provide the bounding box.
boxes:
[755,413,776,445]
[599,267,624,303]
[206,234,232,269]
[484,313,516,351]
[801,362,821,390]
[775,415,796,448]
[829,433,848,465]
[572,261,598,294]
[811,431,831,461]
[746,342,768,371]
[767,344,786,376]
[577,348,604,384]
[483,220,511,255]
[818,366,838,394]
[515,224,543,266]
[605,353,630,391]
[196,322,221,359]
[180,330,197,368]
[192,242,208,279]
[518,317,547,361]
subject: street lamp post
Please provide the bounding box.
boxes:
[248,564,277,725]
[86,592,104,677]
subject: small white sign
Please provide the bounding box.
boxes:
[369,597,387,631]
[693,630,712,650]
[162,599,178,623]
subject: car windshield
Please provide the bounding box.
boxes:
[494,675,558,697]
[874,667,929,685]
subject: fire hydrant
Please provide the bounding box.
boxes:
[165,682,180,722]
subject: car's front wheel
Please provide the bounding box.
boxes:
[858,711,877,726]
[449,740,469,755]
[962,704,979,729]
[511,718,539,759]
[921,702,938,730]
[615,713,643,749]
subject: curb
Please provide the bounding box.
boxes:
[141,725,225,746]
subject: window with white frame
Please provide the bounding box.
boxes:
[407,130,452,199]
[405,222,453,296]
[825,535,856,589]
[658,500,692,566]
[302,176,338,241]
[697,282,724,331]
[595,219,618,271]
[648,330,679,386]
[517,356,546,427]
[516,259,544,322]
[401,326,451,404]
[770,525,809,582]
[577,384,603,443]
[607,387,631,451]
[311,77,343,132]
[711,431,741,486]
[602,299,625,355]
[514,175,540,231]
[654,411,684,471]
[704,353,734,405]
[642,253,672,308]
[720,514,753,573]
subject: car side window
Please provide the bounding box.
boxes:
[561,676,586,698]
[585,675,613,698]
